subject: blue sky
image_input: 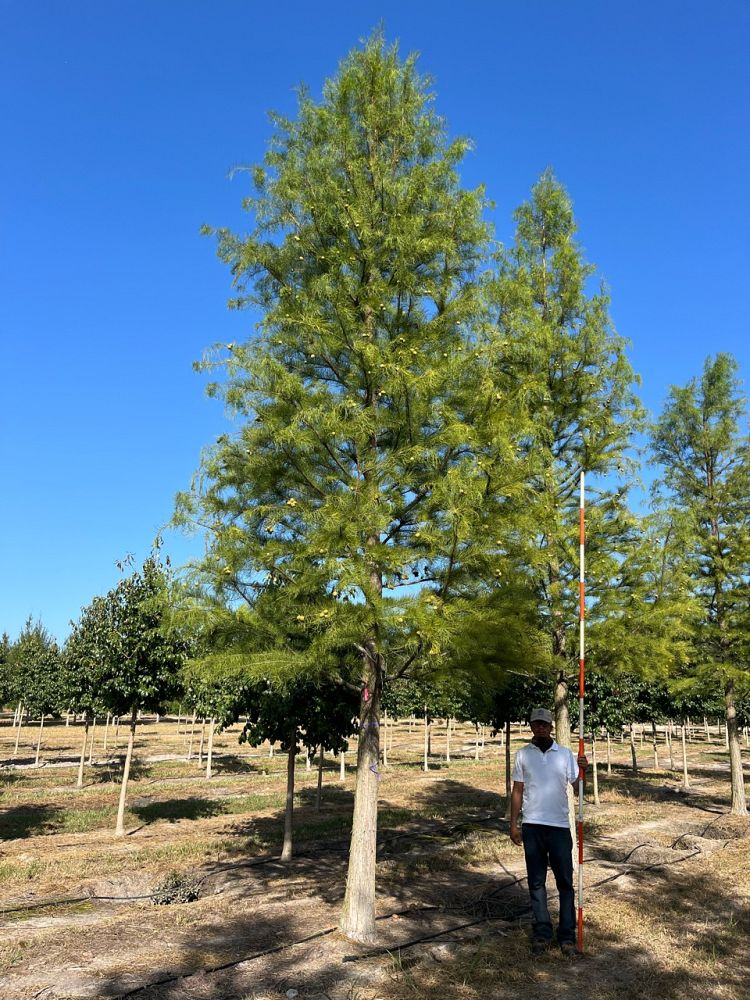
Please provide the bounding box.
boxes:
[2,2,748,643]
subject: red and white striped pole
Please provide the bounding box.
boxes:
[577,470,586,953]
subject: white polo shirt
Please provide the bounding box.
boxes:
[511,740,578,828]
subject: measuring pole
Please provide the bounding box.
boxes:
[577,471,586,953]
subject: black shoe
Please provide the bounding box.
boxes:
[559,941,581,958]
[531,938,551,956]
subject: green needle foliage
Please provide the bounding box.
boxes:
[650,353,750,814]
[488,171,643,744]
[177,33,528,940]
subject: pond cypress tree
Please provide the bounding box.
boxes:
[177,34,527,941]
[650,354,750,814]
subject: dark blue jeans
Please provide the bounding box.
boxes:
[521,823,576,943]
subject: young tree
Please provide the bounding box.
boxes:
[12,618,61,765]
[95,558,187,835]
[62,597,111,787]
[489,171,643,748]
[240,675,359,860]
[650,354,750,814]
[178,35,526,941]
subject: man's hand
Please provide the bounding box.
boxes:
[509,823,523,846]
[577,754,589,770]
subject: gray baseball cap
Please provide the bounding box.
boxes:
[530,708,553,724]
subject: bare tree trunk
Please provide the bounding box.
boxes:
[725,679,748,815]
[651,721,659,771]
[445,717,451,764]
[206,718,215,779]
[704,716,711,743]
[306,746,311,771]
[114,717,120,750]
[504,719,512,820]
[103,713,110,756]
[667,728,674,771]
[382,714,388,769]
[316,744,324,811]
[681,722,690,789]
[592,735,600,806]
[115,708,138,837]
[554,670,571,750]
[187,712,197,760]
[197,718,206,766]
[88,717,96,764]
[281,731,296,862]
[338,642,382,943]
[340,749,346,781]
[76,715,89,788]
[423,711,429,772]
[34,715,45,766]
[606,732,612,776]
[269,741,275,759]
[13,704,24,757]
[474,722,480,761]
[628,722,638,773]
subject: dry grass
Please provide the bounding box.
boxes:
[1,715,749,998]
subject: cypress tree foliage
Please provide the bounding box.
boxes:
[650,353,750,814]
[178,35,525,941]
[489,171,643,747]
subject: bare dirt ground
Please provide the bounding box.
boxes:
[1,716,749,999]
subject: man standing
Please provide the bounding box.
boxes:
[509,708,587,957]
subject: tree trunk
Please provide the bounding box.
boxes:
[306,746,311,771]
[681,721,690,789]
[34,715,45,766]
[651,721,659,771]
[281,731,296,862]
[114,717,120,749]
[206,718,215,779]
[382,714,388,769]
[198,718,206,765]
[606,732,612,775]
[13,705,24,757]
[704,716,711,744]
[592,736,600,806]
[340,749,346,781]
[88,717,96,764]
[445,717,451,764]
[629,723,638,773]
[667,728,674,771]
[423,711,429,772]
[76,716,89,788]
[554,670,571,750]
[503,719,512,820]
[338,643,382,943]
[725,679,748,815]
[115,708,138,837]
[474,722,480,761]
[187,712,197,760]
[316,744,324,811]
[103,714,110,755]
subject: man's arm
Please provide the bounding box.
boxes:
[509,781,524,845]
